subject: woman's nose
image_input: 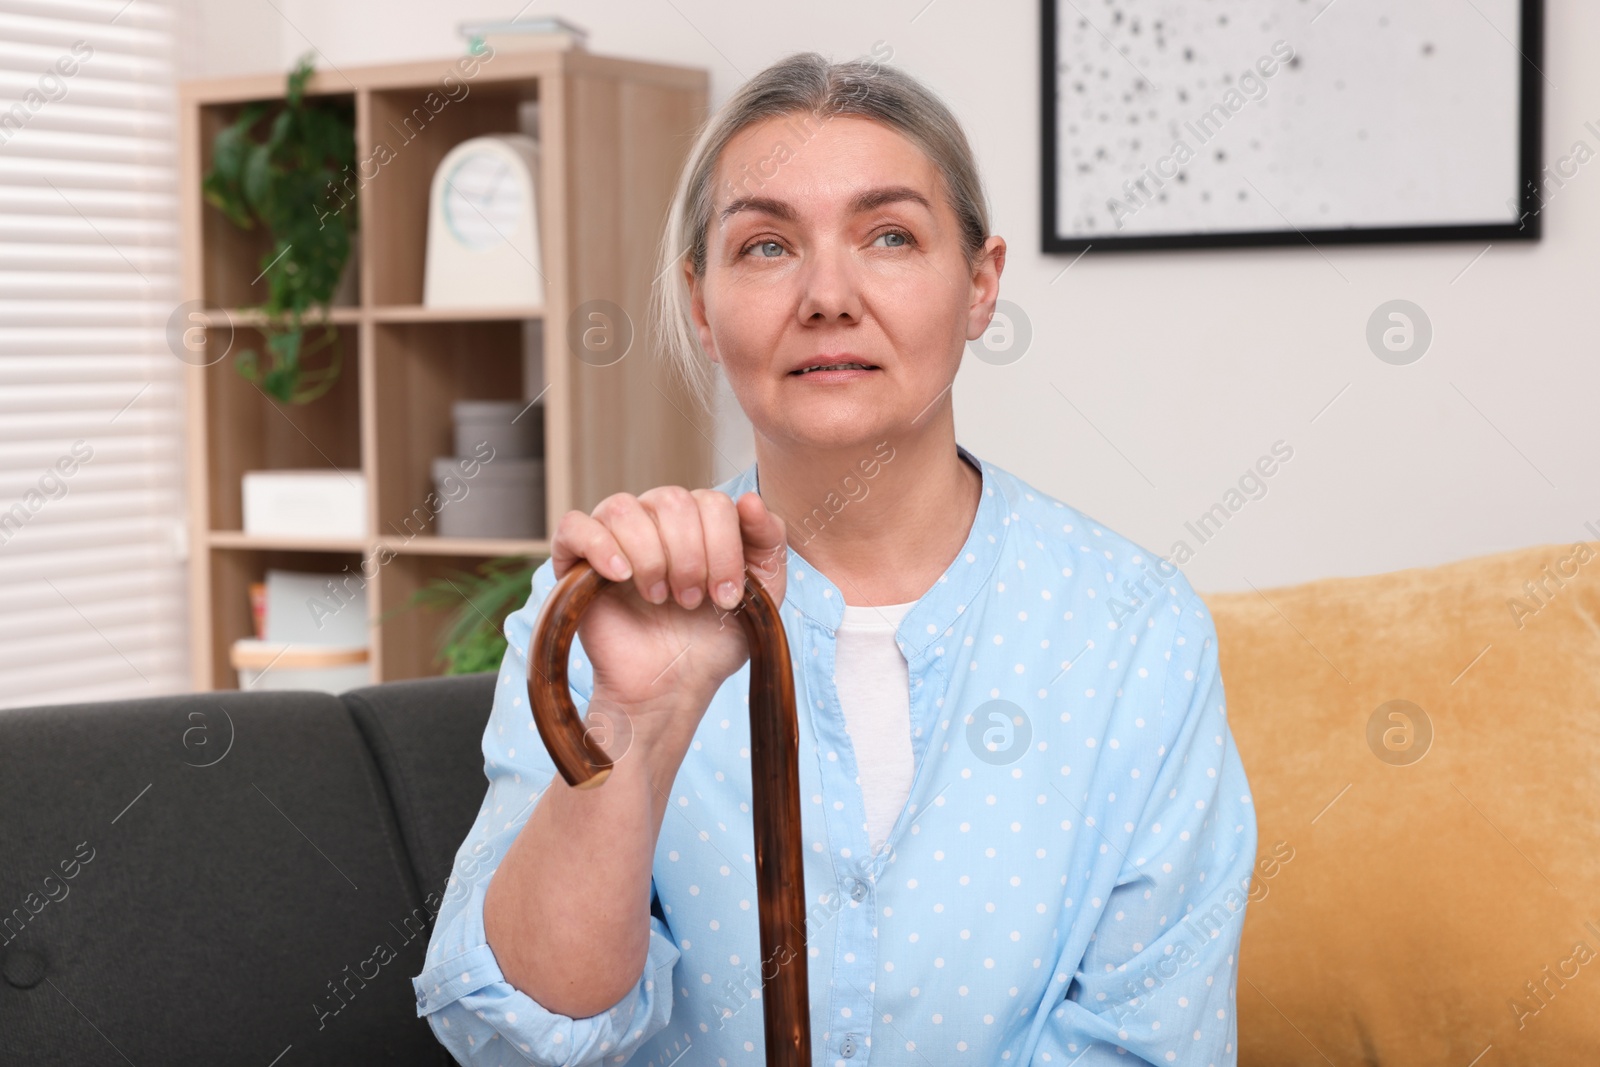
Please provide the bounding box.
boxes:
[796,241,863,325]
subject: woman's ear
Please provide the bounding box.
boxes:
[965,235,1007,342]
[685,260,721,366]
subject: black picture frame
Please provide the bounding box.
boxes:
[1040,0,1545,254]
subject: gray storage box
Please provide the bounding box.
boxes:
[453,399,542,461]
[433,455,545,539]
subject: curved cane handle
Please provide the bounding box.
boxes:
[526,556,812,1066]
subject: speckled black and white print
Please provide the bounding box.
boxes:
[1053,0,1522,238]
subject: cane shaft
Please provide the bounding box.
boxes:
[526,558,811,1065]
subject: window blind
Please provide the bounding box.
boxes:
[0,0,187,708]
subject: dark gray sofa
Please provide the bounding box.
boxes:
[0,673,499,1066]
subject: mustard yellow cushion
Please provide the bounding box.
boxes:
[1203,541,1600,1066]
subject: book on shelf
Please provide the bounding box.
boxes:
[459,16,588,54]
[249,581,267,640]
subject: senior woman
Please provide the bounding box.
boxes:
[414,51,1256,1066]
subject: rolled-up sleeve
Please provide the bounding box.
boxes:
[1034,592,1257,1065]
[412,558,682,1066]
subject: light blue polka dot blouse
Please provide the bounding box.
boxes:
[413,442,1258,1066]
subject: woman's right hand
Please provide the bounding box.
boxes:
[549,486,788,742]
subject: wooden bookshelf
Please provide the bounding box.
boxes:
[178,49,712,689]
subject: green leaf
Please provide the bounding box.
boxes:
[242,142,273,209]
[201,172,253,229]
[233,347,261,381]
[267,107,293,153]
[266,325,303,367]
[286,53,315,107]
[210,123,246,182]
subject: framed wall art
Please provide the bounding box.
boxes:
[1040,0,1546,252]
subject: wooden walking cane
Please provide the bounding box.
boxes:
[526,556,811,1065]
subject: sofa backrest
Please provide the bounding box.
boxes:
[344,674,501,909]
[0,672,496,1066]
[1208,540,1600,1067]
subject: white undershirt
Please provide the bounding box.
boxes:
[834,599,918,854]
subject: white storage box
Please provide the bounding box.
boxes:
[261,568,370,646]
[231,639,371,693]
[242,470,366,539]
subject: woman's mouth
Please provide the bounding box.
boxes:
[789,361,879,377]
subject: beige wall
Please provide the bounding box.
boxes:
[179,1,1600,592]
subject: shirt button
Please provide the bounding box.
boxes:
[841,1033,859,1058]
[850,879,867,902]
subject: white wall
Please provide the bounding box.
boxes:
[178,1,1600,593]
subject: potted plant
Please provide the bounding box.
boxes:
[202,53,357,404]
[384,556,543,675]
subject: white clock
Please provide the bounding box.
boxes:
[423,133,545,308]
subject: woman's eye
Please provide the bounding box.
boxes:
[873,230,911,248]
[747,240,784,258]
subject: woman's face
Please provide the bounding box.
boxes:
[687,112,1004,453]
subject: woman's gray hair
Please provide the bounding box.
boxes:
[650,49,993,415]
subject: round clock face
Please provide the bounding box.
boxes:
[442,151,523,250]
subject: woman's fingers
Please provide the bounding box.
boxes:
[737,491,787,586]
[693,489,745,610]
[639,486,708,610]
[554,488,785,611]
[593,493,672,604]
[551,508,632,582]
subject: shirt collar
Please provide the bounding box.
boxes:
[714,441,1008,660]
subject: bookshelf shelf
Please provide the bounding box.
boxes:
[378,535,552,557]
[208,531,369,553]
[179,48,711,689]
[370,304,544,323]
[206,307,364,327]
